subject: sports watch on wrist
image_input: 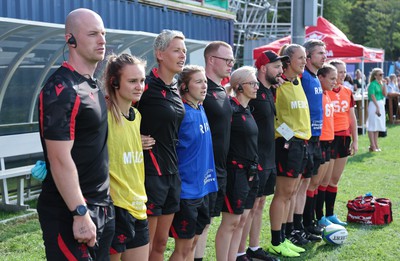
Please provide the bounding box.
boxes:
[71,204,88,216]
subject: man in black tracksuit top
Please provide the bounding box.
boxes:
[194,41,234,261]
[203,78,232,214]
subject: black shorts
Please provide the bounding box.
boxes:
[222,163,256,215]
[145,174,181,216]
[320,140,333,164]
[330,135,351,159]
[37,196,115,261]
[209,176,227,217]
[303,137,322,178]
[275,137,308,178]
[257,168,276,197]
[245,172,259,209]
[170,197,210,239]
[110,206,149,254]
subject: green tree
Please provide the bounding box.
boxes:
[341,0,400,60]
[321,0,352,35]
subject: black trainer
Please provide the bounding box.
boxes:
[246,247,280,261]
[303,229,322,242]
[305,223,323,236]
[237,254,253,261]
[287,230,310,246]
[312,220,324,234]
[314,221,326,233]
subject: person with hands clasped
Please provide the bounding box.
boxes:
[367,68,387,152]
[37,8,115,260]
[215,66,259,261]
[237,50,287,261]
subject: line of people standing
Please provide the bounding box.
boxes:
[37,8,360,261]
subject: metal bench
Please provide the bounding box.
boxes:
[0,132,43,211]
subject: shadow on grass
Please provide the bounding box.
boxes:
[348,150,375,163]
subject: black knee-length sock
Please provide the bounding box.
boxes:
[316,185,327,220]
[325,185,338,217]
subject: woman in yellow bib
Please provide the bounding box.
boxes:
[103,53,154,260]
[268,44,311,258]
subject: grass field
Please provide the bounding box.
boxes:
[1,125,399,261]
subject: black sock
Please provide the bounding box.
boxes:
[285,222,293,236]
[294,214,304,230]
[303,190,315,227]
[325,185,338,217]
[316,186,327,220]
[312,189,318,221]
[281,223,287,241]
[271,230,281,246]
[194,259,203,261]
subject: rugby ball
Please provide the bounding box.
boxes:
[322,224,348,245]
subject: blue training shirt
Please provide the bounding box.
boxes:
[301,67,323,136]
[177,103,218,199]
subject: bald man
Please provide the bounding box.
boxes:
[37,8,115,260]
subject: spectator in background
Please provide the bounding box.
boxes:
[383,76,390,88]
[386,74,400,120]
[136,29,186,261]
[37,8,115,260]
[394,57,400,76]
[104,54,150,260]
[353,69,365,92]
[367,68,387,152]
[343,73,356,92]
[170,65,218,261]
[194,41,234,261]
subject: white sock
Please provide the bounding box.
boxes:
[249,246,260,251]
[237,252,246,257]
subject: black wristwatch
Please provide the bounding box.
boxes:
[71,204,88,216]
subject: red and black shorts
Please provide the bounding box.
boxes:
[330,135,351,159]
[169,197,210,239]
[245,170,259,209]
[145,174,181,216]
[275,137,308,178]
[222,162,257,215]
[257,168,276,197]
[303,136,322,178]
[109,206,149,254]
[209,175,227,218]
[37,196,115,261]
[320,140,333,164]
